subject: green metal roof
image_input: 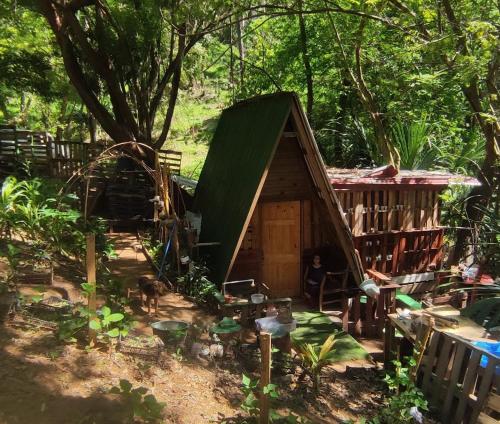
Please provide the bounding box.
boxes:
[194,93,293,285]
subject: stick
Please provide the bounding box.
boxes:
[259,332,271,424]
[86,233,97,344]
[411,316,434,382]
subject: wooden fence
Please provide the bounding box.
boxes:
[0,127,104,178]
[158,149,182,175]
[335,187,445,275]
[418,331,500,423]
[0,127,182,179]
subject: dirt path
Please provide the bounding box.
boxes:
[106,233,217,332]
[0,233,236,424]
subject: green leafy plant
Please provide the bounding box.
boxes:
[89,305,128,339]
[176,261,219,312]
[57,305,90,342]
[372,357,428,423]
[240,374,309,423]
[241,374,278,418]
[109,379,165,423]
[294,332,343,393]
[391,118,437,170]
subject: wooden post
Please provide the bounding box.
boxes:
[259,332,271,424]
[86,234,97,343]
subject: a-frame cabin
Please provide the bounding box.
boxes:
[194,92,364,298]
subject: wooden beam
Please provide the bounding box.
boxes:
[259,332,272,424]
[86,233,97,344]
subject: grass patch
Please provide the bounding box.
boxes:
[291,311,369,363]
[160,90,228,179]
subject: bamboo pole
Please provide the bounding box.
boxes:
[259,332,272,424]
[86,233,97,344]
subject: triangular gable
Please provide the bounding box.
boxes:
[288,96,364,284]
[194,92,364,286]
[194,93,293,284]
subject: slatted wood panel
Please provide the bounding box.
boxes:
[0,128,182,178]
[0,128,107,178]
[353,229,444,276]
[158,149,182,175]
[336,188,441,236]
[260,136,314,200]
[418,331,500,424]
[261,201,301,297]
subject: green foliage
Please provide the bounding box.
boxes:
[391,118,437,170]
[109,379,165,424]
[176,261,220,312]
[89,305,130,340]
[0,175,114,261]
[294,331,343,392]
[370,357,428,424]
[239,374,310,423]
[57,305,90,342]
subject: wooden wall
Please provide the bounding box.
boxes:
[336,188,441,236]
[229,130,345,290]
[259,134,314,201]
[335,187,444,275]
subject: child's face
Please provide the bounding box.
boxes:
[313,255,321,266]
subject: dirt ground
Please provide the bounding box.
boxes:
[0,233,388,424]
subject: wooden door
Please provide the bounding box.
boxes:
[261,201,301,297]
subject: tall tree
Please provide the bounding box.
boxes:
[297,0,314,119]
[36,0,240,152]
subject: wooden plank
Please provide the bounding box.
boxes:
[431,337,454,405]
[469,360,498,423]
[366,191,372,233]
[389,190,396,230]
[352,192,362,236]
[454,349,482,423]
[86,234,97,344]
[373,191,379,232]
[426,191,433,228]
[442,342,467,420]
[302,200,312,250]
[421,331,441,393]
[259,332,271,424]
[433,191,440,227]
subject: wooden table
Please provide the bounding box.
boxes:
[385,305,489,365]
[221,297,292,327]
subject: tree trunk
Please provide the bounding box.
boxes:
[333,78,351,165]
[448,83,499,264]
[298,0,314,119]
[88,112,97,144]
[236,16,245,86]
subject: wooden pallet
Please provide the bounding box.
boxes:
[418,331,500,423]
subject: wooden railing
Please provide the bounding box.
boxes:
[158,149,182,175]
[0,127,182,178]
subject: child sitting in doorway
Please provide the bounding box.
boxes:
[304,253,326,308]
